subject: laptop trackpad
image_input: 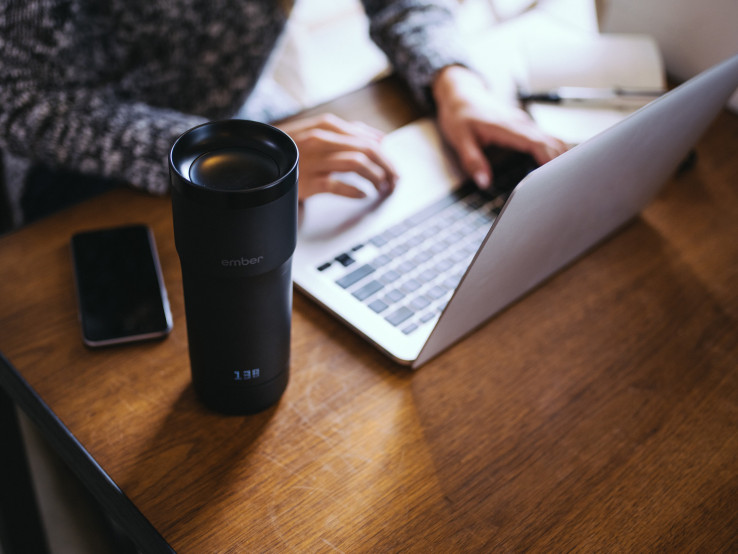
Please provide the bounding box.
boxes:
[298,174,390,241]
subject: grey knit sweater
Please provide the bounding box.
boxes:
[0,0,470,195]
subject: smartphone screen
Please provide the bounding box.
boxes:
[70,224,173,347]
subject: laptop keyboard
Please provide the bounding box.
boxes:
[316,182,508,336]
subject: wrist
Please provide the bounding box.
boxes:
[432,65,487,106]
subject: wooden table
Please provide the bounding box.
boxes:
[1,78,738,553]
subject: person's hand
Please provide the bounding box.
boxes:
[276,114,398,201]
[432,65,568,190]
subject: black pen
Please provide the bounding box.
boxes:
[517,86,664,106]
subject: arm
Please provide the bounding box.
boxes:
[362,0,567,188]
[362,0,471,108]
[0,3,208,194]
[0,87,205,195]
[0,3,393,201]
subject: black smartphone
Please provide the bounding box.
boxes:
[70,224,173,347]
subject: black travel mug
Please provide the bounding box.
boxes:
[169,120,298,414]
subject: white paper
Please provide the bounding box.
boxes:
[521,33,666,144]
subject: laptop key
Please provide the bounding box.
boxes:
[426,285,447,299]
[412,250,432,265]
[450,250,468,263]
[385,306,414,327]
[353,280,383,301]
[389,244,410,257]
[401,279,421,294]
[335,252,355,267]
[372,254,392,267]
[384,289,406,303]
[396,260,414,274]
[418,268,438,283]
[336,264,375,288]
[442,275,461,290]
[369,235,388,247]
[407,189,463,226]
[463,242,481,255]
[419,311,437,324]
[405,234,424,247]
[379,269,401,284]
[429,241,447,254]
[434,258,453,273]
[368,299,389,313]
[409,295,431,311]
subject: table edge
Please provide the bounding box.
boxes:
[0,351,175,554]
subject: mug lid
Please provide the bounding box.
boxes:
[170,120,298,208]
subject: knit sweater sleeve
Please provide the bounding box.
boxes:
[0,4,207,194]
[361,0,474,109]
[1,88,207,195]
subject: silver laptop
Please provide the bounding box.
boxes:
[293,53,738,368]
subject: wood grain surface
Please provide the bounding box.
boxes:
[1,80,737,552]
